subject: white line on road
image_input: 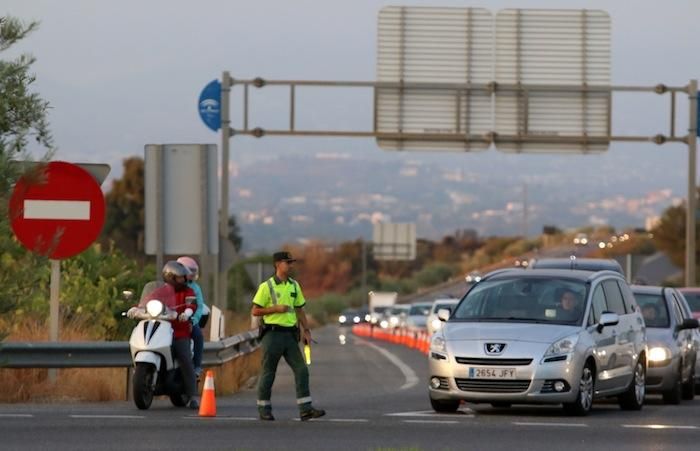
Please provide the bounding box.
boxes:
[356,338,419,390]
[513,422,588,427]
[403,420,459,424]
[622,424,699,430]
[0,414,34,418]
[386,409,475,417]
[69,415,144,419]
[185,416,258,421]
[24,200,90,220]
[323,419,369,423]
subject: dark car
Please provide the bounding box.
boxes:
[631,285,699,402]
[528,257,623,274]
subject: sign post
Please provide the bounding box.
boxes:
[8,161,108,381]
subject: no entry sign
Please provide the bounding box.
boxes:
[8,161,106,259]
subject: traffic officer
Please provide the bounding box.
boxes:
[251,251,326,421]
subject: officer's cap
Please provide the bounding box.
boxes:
[273,251,297,263]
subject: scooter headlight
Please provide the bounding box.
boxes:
[146,299,164,317]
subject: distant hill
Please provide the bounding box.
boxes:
[231,148,684,251]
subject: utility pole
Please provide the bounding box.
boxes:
[522,183,528,238]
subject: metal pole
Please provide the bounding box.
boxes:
[155,146,164,280]
[218,71,232,311]
[626,254,632,284]
[48,259,60,383]
[686,79,698,286]
[361,239,367,295]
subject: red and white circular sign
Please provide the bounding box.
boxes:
[8,161,106,259]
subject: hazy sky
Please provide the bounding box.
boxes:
[3,0,699,187]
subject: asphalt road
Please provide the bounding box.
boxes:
[1,325,699,451]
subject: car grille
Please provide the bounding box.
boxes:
[454,378,531,393]
[455,357,533,366]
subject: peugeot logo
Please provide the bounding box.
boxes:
[485,343,506,355]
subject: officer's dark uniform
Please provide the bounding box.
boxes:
[253,252,324,421]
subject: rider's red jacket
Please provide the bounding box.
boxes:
[142,284,197,340]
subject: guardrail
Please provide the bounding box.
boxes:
[0,329,261,369]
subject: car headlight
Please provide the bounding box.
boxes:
[380,320,389,329]
[338,315,347,324]
[544,334,579,358]
[353,316,361,323]
[648,346,671,363]
[146,299,164,317]
[390,316,399,326]
[431,335,447,353]
[431,318,442,331]
[365,314,371,322]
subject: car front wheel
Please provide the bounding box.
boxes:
[430,397,460,413]
[563,363,594,416]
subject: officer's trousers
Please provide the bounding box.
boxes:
[257,329,311,411]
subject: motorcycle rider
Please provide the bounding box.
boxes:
[128,260,200,409]
[176,256,207,378]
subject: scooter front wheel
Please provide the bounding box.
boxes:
[133,363,156,410]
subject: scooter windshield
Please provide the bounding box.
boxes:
[137,281,176,309]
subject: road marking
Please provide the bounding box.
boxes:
[69,415,144,419]
[622,424,699,430]
[0,414,34,418]
[513,422,588,427]
[185,416,257,421]
[403,420,459,424]
[323,419,369,423]
[356,338,419,390]
[24,200,90,220]
[386,409,475,417]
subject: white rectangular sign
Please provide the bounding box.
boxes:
[494,9,611,153]
[23,200,90,220]
[376,6,493,152]
[144,144,219,255]
[372,222,417,261]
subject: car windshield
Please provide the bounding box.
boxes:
[373,307,389,314]
[452,277,588,325]
[634,293,670,328]
[409,305,431,316]
[682,292,700,312]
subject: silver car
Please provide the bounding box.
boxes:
[429,268,647,416]
[631,285,699,403]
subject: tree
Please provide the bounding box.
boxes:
[102,157,145,258]
[228,214,242,252]
[652,191,700,270]
[0,17,55,338]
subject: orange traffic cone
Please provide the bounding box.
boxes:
[198,370,217,417]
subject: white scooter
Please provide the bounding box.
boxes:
[124,282,194,410]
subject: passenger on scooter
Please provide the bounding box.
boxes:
[176,256,208,378]
[136,261,200,409]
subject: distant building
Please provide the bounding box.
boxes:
[645,215,660,231]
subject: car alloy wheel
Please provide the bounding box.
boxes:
[633,361,646,405]
[564,363,594,416]
[578,366,594,412]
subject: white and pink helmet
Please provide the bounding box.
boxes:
[176,256,199,280]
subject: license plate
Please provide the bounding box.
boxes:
[468,367,516,379]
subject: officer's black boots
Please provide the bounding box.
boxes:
[300,407,326,421]
[259,411,275,421]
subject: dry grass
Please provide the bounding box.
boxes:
[0,311,260,403]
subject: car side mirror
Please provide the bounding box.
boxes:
[676,318,700,331]
[437,309,450,322]
[596,312,619,333]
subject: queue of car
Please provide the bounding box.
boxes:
[341,257,700,416]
